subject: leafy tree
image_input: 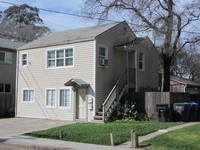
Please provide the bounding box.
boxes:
[3,4,43,26]
[82,0,200,91]
[0,4,50,42]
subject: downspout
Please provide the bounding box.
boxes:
[135,51,138,92]
[183,84,187,93]
[15,50,19,117]
[125,45,129,92]
[93,40,96,117]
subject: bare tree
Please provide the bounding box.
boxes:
[82,0,200,91]
[173,45,200,81]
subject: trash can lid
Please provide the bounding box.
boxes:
[184,101,198,106]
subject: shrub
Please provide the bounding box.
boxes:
[109,103,148,121]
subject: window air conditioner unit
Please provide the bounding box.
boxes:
[100,58,108,66]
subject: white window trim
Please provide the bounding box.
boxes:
[138,52,145,71]
[22,88,35,103]
[45,88,57,108]
[98,44,108,67]
[58,87,71,109]
[21,52,28,67]
[46,46,74,69]
[0,51,13,64]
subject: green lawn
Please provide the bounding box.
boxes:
[25,121,182,145]
[143,124,200,150]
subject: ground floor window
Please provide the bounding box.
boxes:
[23,89,35,102]
[46,89,56,108]
[59,88,71,108]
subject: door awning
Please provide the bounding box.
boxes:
[64,78,89,88]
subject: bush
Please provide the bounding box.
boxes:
[109,103,148,121]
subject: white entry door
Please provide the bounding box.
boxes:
[77,89,86,119]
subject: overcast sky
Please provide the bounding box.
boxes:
[0,0,99,31]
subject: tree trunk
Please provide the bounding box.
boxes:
[163,54,172,92]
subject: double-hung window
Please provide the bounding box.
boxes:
[0,83,11,93]
[138,53,145,71]
[46,89,56,108]
[59,88,71,108]
[22,53,28,66]
[99,45,108,66]
[47,48,73,68]
[0,51,12,64]
[23,89,35,102]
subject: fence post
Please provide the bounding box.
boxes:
[59,130,63,139]
[110,132,115,146]
[131,130,138,148]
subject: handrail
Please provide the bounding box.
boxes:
[102,69,127,121]
[102,69,126,106]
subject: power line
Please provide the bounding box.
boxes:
[0,0,199,35]
[0,0,121,23]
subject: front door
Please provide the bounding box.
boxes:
[77,88,86,119]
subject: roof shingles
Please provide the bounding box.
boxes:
[0,38,25,50]
[19,22,119,50]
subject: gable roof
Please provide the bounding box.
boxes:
[0,38,25,50]
[19,22,120,50]
[171,76,200,87]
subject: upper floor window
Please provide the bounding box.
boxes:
[47,48,73,68]
[0,51,12,64]
[0,83,11,93]
[99,45,108,66]
[23,89,35,102]
[22,53,28,67]
[138,53,145,71]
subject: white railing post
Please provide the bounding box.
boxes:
[101,69,127,122]
[103,106,105,121]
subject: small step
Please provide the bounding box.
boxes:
[91,120,104,123]
[97,111,103,116]
[94,115,103,120]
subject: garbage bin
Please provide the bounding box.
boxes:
[156,104,169,122]
[173,103,190,122]
[186,102,199,121]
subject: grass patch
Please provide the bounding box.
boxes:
[25,121,183,145]
[143,124,200,150]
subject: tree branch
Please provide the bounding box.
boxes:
[176,38,200,55]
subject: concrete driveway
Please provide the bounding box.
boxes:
[0,117,74,137]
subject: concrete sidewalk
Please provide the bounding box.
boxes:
[0,122,199,150]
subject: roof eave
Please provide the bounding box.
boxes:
[18,38,95,50]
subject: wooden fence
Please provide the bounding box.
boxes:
[144,92,192,120]
[129,92,199,121]
[0,93,14,118]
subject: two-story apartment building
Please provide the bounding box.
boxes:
[0,38,24,117]
[16,21,158,121]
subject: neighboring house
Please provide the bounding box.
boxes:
[16,21,159,122]
[0,38,24,117]
[170,76,200,94]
